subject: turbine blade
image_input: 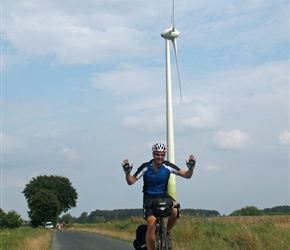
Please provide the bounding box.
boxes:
[171,38,182,101]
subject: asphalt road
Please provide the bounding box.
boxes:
[50,230,135,250]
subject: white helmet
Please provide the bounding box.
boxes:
[152,142,167,152]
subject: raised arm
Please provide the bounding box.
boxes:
[178,154,196,179]
[122,159,137,185]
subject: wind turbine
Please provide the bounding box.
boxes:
[161,0,182,200]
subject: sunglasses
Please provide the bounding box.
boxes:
[155,153,165,157]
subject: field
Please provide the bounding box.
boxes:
[1,216,290,250]
[73,215,290,250]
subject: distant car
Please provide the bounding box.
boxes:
[44,222,54,229]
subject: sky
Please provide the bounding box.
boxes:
[1,0,289,220]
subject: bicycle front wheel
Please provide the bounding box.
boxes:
[162,226,168,250]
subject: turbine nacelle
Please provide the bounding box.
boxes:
[161,26,182,101]
[161,28,180,40]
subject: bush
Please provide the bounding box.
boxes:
[0,208,7,228]
[0,208,23,229]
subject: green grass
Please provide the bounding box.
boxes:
[0,226,53,250]
[74,215,290,250]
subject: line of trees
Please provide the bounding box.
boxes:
[73,208,221,223]
[230,205,290,216]
[58,208,220,225]
[74,205,290,223]
[62,205,290,224]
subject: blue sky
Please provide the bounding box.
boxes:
[1,0,289,220]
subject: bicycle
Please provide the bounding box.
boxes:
[144,197,180,250]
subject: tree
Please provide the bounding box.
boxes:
[23,175,78,227]
[91,216,106,223]
[61,213,74,224]
[230,206,263,216]
[28,189,61,227]
[79,212,88,223]
[263,205,290,214]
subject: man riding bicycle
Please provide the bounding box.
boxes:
[122,142,196,250]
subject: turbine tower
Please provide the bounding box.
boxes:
[161,0,182,200]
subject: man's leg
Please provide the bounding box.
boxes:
[166,201,178,232]
[166,201,178,249]
[146,215,156,250]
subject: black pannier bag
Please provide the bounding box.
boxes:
[133,224,147,250]
[150,198,173,218]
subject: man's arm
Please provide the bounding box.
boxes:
[178,169,193,179]
[125,173,138,185]
[122,159,138,185]
[178,154,196,179]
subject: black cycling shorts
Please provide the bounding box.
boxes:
[143,193,176,219]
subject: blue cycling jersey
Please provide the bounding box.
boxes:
[133,160,180,195]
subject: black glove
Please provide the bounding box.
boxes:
[122,163,132,174]
[186,159,196,170]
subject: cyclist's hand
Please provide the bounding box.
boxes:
[122,159,133,174]
[186,154,196,170]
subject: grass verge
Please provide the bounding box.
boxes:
[0,226,53,250]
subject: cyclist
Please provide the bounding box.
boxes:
[122,142,196,250]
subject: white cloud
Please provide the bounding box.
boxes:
[122,116,143,127]
[181,104,220,129]
[214,129,254,150]
[203,165,219,171]
[121,114,166,134]
[90,63,161,96]
[3,1,159,65]
[1,176,27,188]
[279,131,290,145]
[0,132,24,153]
[61,146,79,162]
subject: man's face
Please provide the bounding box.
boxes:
[153,151,165,166]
